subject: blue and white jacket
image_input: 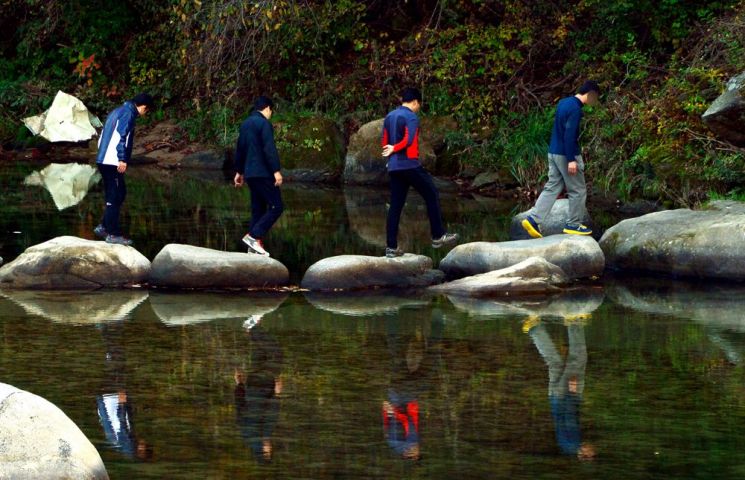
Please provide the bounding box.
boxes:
[96,101,138,166]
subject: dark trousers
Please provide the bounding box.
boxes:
[98,164,126,236]
[247,177,284,239]
[386,166,445,249]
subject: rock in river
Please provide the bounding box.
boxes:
[439,235,604,281]
[430,257,568,297]
[149,244,289,290]
[301,254,444,291]
[509,199,593,241]
[0,383,109,480]
[599,200,745,280]
[0,236,150,289]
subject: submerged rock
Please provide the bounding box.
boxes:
[0,290,148,324]
[301,253,444,291]
[0,383,109,480]
[150,291,287,325]
[430,257,568,297]
[149,244,289,289]
[702,71,745,145]
[439,235,605,281]
[599,200,745,280]
[509,199,593,240]
[0,236,150,290]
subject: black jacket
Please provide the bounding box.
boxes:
[234,111,281,178]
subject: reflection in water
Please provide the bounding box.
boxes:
[382,307,443,461]
[24,163,101,210]
[304,291,430,317]
[446,289,604,320]
[234,316,284,464]
[1,290,148,324]
[96,322,153,461]
[149,292,287,326]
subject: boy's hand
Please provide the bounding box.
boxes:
[382,145,394,157]
[234,173,244,187]
[274,171,283,187]
[117,161,127,173]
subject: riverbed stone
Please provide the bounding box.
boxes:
[599,200,745,280]
[0,383,109,480]
[430,257,568,297]
[702,71,745,145]
[439,235,605,280]
[0,236,150,289]
[509,199,594,240]
[150,244,289,289]
[301,253,444,291]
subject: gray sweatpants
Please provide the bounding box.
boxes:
[528,154,586,226]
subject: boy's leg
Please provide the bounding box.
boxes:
[528,154,566,226]
[386,170,410,249]
[563,155,587,226]
[248,178,284,239]
[408,166,446,240]
[99,164,123,236]
[248,181,268,234]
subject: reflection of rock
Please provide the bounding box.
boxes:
[447,289,604,319]
[304,291,430,316]
[431,257,567,297]
[440,235,605,280]
[600,201,745,280]
[702,72,745,145]
[1,290,148,325]
[149,244,289,289]
[0,383,109,480]
[345,187,434,249]
[509,199,593,241]
[301,254,444,291]
[0,236,150,290]
[150,292,287,326]
[24,162,101,210]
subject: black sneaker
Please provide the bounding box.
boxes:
[385,247,404,258]
[105,235,133,246]
[432,233,459,248]
[94,224,107,239]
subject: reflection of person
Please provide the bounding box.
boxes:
[524,317,595,461]
[96,323,152,460]
[234,317,283,463]
[233,96,284,257]
[521,81,600,238]
[382,307,443,460]
[94,93,154,246]
[381,87,459,258]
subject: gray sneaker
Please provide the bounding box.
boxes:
[94,224,107,239]
[385,247,404,258]
[432,232,459,248]
[242,234,270,257]
[105,234,133,246]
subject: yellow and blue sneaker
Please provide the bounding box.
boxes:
[521,315,541,333]
[563,223,592,235]
[521,216,543,238]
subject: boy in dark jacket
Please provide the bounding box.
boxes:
[234,96,284,257]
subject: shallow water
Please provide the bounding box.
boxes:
[2,164,745,479]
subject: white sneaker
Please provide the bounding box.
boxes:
[243,315,263,331]
[242,234,270,257]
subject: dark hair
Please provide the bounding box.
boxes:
[131,93,155,110]
[253,95,274,111]
[578,80,600,95]
[401,87,423,103]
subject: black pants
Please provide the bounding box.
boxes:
[98,164,126,236]
[386,166,445,249]
[247,177,284,239]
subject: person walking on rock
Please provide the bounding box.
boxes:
[94,93,154,246]
[521,81,600,239]
[381,87,459,258]
[234,96,284,257]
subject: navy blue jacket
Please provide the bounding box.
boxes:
[97,101,138,166]
[548,96,583,160]
[234,111,281,178]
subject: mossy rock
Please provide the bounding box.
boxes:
[274,115,345,177]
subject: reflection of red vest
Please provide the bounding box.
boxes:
[383,401,419,436]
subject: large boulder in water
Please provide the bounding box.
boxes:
[510,199,593,240]
[343,116,457,184]
[0,236,150,289]
[599,200,745,280]
[149,244,289,289]
[301,254,444,291]
[0,383,109,480]
[430,257,568,297]
[702,72,745,145]
[439,235,604,281]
